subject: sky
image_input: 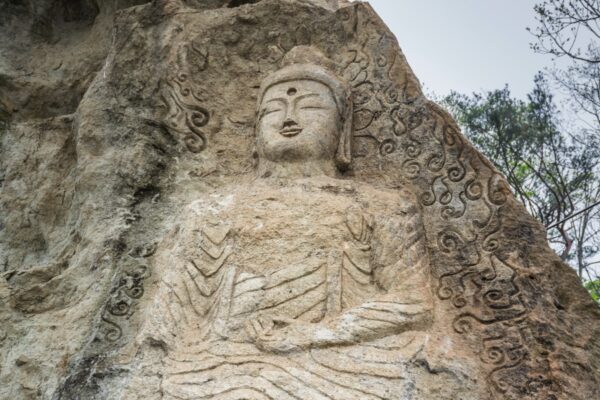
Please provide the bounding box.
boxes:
[357,0,552,99]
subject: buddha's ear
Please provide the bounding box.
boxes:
[335,99,353,172]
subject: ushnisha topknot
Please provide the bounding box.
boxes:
[256,46,354,171]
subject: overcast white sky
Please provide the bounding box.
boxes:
[359,0,552,99]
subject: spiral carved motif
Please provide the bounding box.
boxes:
[338,40,553,397]
[100,264,150,342]
[161,43,212,153]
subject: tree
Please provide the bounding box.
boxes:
[529,0,600,136]
[527,0,600,299]
[530,0,600,64]
[442,75,600,286]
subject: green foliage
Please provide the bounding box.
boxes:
[528,0,600,301]
[584,280,600,304]
[443,75,591,226]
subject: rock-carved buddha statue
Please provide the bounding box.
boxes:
[136,47,452,400]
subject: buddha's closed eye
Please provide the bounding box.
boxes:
[300,105,327,110]
[261,108,283,118]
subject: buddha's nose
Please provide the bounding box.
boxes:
[282,118,299,129]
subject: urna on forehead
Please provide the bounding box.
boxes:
[260,79,338,110]
[256,46,352,116]
[262,79,333,97]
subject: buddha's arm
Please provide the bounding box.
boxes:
[305,210,433,347]
[308,254,432,348]
[249,203,434,352]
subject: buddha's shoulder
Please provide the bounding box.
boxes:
[284,176,422,214]
[254,176,420,206]
[357,182,417,202]
[326,178,419,205]
[177,177,420,218]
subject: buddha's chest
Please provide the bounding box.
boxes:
[218,198,378,325]
[224,193,356,274]
[174,181,411,326]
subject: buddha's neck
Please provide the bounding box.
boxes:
[257,159,338,179]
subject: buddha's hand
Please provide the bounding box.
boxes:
[245,316,314,353]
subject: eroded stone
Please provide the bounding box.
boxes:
[1,1,599,399]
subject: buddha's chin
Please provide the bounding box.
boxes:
[261,140,320,163]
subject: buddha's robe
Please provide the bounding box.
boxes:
[144,177,433,400]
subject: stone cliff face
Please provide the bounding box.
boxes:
[0,1,598,399]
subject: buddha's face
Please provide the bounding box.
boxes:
[257,79,340,164]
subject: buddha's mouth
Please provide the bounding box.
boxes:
[279,127,303,137]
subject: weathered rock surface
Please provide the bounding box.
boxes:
[0,1,598,399]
